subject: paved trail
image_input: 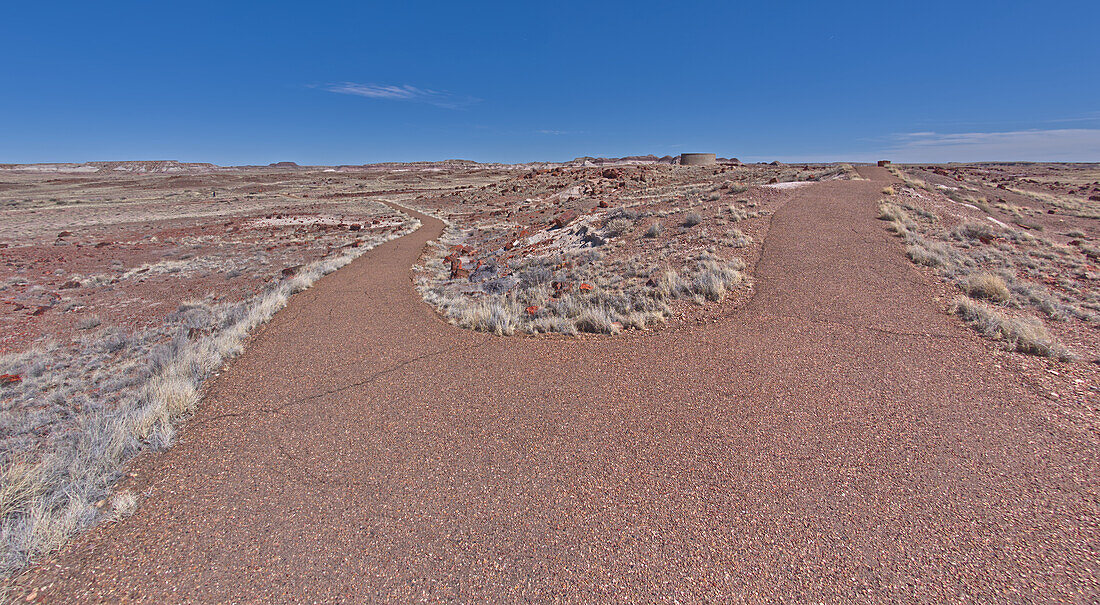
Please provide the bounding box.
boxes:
[15,167,1097,601]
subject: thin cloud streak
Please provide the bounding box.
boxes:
[884,129,1100,162]
[323,82,479,109]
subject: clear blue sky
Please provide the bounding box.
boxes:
[3,1,1098,164]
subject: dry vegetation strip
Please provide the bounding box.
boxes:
[411,179,781,335]
[876,172,1092,360]
[0,219,419,575]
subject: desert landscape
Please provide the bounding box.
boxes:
[0,157,1096,600]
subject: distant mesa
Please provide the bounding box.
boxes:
[269,161,300,168]
[567,154,738,167]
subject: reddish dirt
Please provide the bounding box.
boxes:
[9,167,1098,601]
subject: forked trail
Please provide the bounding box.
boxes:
[14,167,1097,601]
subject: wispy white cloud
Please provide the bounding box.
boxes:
[322,82,479,109]
[884,129,1100,162]
[535,129,588,136]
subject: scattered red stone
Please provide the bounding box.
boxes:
[579,283,594,291]
[525,306,539,315]
[552,210,578,229]
[0,373,20,385]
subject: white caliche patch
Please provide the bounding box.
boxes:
[763,181,814,190]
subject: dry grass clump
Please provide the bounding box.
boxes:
[682,212,703,227]
[108,490,137,520]
[951,220,999,241]
[726,228,753,248]
[881,186,896,196]
[603,217,634,237]
[76,316,102,330]
[951,297,1073,360]
[687,259,745,301]
[878,202,914,235]
[904,235,954,267]
[961,272,1010,302]
[727,205,762,222]
[643,222,663,238]
[0,215,419,576]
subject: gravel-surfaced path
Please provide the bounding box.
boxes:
[12,167,1098,602]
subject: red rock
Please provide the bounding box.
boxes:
[553,210,578,228]
[59,280,81,289]
[349,224,361,231]
[579,283,594,291]
[551,281,573,297]
[0,374,20,385]
[525,306,539,315]
[449,258,467,279]
[598,200,609,208]
[57,231,73,238]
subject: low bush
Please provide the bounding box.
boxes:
[961,272,1011,303]
[951,297,1073,359]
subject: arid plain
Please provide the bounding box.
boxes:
[0,158,1097,601]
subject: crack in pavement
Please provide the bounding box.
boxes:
[256,339,492,418]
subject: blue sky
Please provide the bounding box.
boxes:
[2,1,1098,164]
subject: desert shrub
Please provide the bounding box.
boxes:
[689,259,744,301]
[485,301,519,335]
[644,222,663,238]
[518,264,553,288]
[683,212,703,227]
[573,307,618,334]
[952,221,998,241]
[604,217,634,237]
[904,234,953,267]
[727,206,760,222]
[951,297,1072,360]
[877,202,908,223]
[76,316,102,330]
[726,228,752,248]
[961,272,1010,303]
